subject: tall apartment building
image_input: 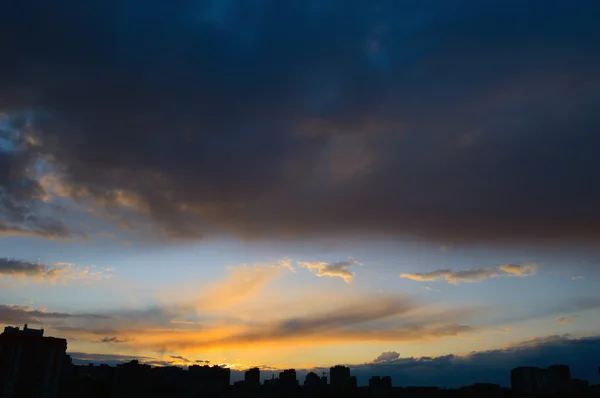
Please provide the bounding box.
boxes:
[0,325,67,398]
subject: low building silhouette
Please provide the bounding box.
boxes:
[113,360,152,397]
[511,364,571,394]
[188,364,230,393]
[0,324,67,398]
[369,376,392,390]
[304,372,322,388]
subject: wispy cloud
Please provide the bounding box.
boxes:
[100,336,128,344]
[125,295,477,353]
[556,316,577,325]
[298,258,361,283]
[0,304,108,325]
[400,264,537,284]
[0,257,112,285]
[170,355,190,363]
[572,276,584,280]
[195,259,294,310]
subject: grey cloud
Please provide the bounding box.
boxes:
[0,304,107,326]
[142,295,477,351]
[372,351,400,363]
[344,335,600,387]
[0,257,112,284]
[68,352,151,366]
[0,1,599,245]
[0,304,73,325]
[277,295,413,335]
[170,355,190,363]
[0,115,75,238]
[144,360,176,367]
[556,316,574,325]
[56,326,118,336]
[0,258,48,276]
[400,264,537,284]
[100,336,127,344]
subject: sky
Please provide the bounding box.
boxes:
[1,0,600,388]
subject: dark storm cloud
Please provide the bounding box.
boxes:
[1,0,600,243]
[345,335,600,387]
[0,114,74,238]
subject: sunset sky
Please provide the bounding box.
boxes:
[1,0,600,387]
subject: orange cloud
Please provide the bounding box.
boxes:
[298,258,361,283]
[57,294,477,355]
[194,259,294,311]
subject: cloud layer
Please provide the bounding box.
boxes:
[0,258,111,285]
[345,335,600,387]
[1,1,599,244]
[400,264,537,284]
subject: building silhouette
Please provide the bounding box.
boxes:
[114,360,152,397]
[511,364,572,394]
[0,325,67,398]
[244,367,260,387]
[304,372,321,388]
[188,364,230,393]
[278,368,298,389]
[369,375,392,389]
[330,365,352,391]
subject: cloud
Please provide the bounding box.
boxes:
[341,335,600,387]
[128,295,477,352]
[556,316,577,325]
[0,304,108,326]
[100,336,127,344]
[0,1,599,244]
[0,115,77,239]
[170,355,190,363]
[400,264,537,284]
[298,258,361,283]
[68,352,152,366]
[195,259,294,310]
[372,351,400,363]
[572,276,584,280]
[0,258,112,285]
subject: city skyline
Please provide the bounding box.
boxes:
[1,0,600,389]
[1,324,598,391]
